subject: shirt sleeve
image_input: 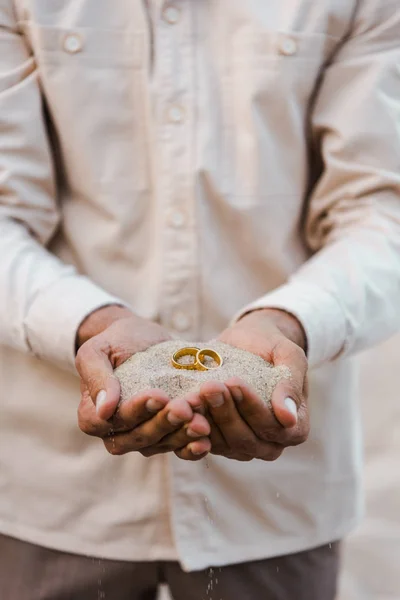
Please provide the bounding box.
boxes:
[0,4,128,372]
[235,0,400,369]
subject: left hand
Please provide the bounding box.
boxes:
[174,308,310,462]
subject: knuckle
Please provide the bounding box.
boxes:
[77,409,97,437]
[186,450,203,462]
[281,424,309,447]
[261,444,283,462]
[294,344,307,366]
[140,448,155,458]
[173,448,189,461]
[235,437,257,455]
[85,375,99,396]
[77,415,92,435]
[292,428,309,446]
[279,340,308,372]
[75,343,92,368]
[235,454,254,462]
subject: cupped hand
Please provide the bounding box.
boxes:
[76,305,211,460]
[175,308,310,462]
[75,305,172,420]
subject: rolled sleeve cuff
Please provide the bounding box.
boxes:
[233,283,347,369]
[24,275,130,372]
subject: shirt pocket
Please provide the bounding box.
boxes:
[27,24,150,195]
[225,30,337,208]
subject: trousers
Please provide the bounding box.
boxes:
[0,534,340,600]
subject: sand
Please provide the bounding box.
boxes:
[114,340,291,404]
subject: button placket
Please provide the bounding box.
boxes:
[156,3,199,339]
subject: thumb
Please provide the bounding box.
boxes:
[75,341,121,421]
[270,340,308,429]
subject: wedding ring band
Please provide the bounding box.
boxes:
[171,347,200,370]
[195,348,223,371]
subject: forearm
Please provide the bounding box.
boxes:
[0,219,128,370]
[237,224,400,368]
[291,225,400,360]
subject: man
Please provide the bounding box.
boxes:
[0,1,399,598]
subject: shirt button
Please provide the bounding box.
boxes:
[167,105,185,124]
[279,37,297,56]
[63,33,83,54]
[169,210,186,228]
[172,312,191,332]
[163,5,181,25]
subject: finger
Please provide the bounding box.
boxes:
[270,381,310,446]
[103,398,194,455]
[269,340,308,429]
[145,412,211,454]
[141,436,211,459]
[75,340,120,420]
[227,378,309,447]
[183,391,206,415]
[207,418,227,455]
[259,443,285,462]
[185,411,211,438]
[199,381,258,455]
[78,388,169,437]
[224,377,283,438]
[174,438,212,461]
[78,387,113,437]
[114,388,170,430]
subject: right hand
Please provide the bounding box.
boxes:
[75,305,173,420]
[75,306,211,459]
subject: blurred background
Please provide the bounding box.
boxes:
[338,332,400,600]
[158,333,400,600]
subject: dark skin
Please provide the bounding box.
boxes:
[76,305,309,462]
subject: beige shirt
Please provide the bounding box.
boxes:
[0,0,400,571]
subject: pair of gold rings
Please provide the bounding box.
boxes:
[171,347,223,371]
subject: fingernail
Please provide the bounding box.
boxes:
[96,390,107,414]
[167,412,183,426]
[186,427,201,438]
[146,398,164,413]
[208,393,224,408]
[190,443,206,456]
[230,387,244,403]
[284,397,298,421]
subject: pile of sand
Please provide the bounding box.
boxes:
[114,340,291,403]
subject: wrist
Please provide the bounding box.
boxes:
[76,304,133,349]
[244,308,307,353]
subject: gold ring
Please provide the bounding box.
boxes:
[171,347,200,370]
[195,348,223,371]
